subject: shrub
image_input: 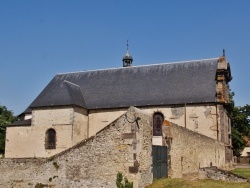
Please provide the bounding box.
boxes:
[116,172,133,188]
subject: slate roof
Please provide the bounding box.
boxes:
[29,58,219,110]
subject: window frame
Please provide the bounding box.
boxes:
[45,128,57,149]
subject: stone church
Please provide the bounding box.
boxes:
[4,51,233,183]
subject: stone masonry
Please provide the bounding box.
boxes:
[199,167,249,182]
[165,122,227,178]
[0,106,232,187]
[0,107,153,188]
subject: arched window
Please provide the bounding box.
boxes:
[153,112,164,136]
[45,129,56,149]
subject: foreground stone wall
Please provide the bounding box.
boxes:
[0,107,153,188]
[167,123,226,178]
[199,167,248,182]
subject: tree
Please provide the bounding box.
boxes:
[228,92,250,156]
[0,105,17,154]
[231,128,247,156]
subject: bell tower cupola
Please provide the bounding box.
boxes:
[122,40,133,67]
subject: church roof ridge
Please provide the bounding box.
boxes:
[149,57,219,66]
[56,57,219,75]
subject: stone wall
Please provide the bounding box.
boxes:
[72,106,88,145]
[166,123,226,178]
[87,104,224,142]
[141,104,219,141]
[199,166,248,182]
[6,103,231,159]
[0,107,153,188]
[218,104,231,146]
[88,108,127,137]
[5,124,73,158]
[5,106,88,158]
[237,157,250,164]
[1,106,232,187]
[32,107,74,126]
[5,126,33,158]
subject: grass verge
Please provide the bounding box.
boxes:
[146,178,250,188]
[231,168,250,179]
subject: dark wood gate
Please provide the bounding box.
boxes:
[153,145,168,179]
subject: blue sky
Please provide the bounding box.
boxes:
[0,0,249,115]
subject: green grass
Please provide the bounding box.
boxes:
[231,168,250,179]
[146,178,250,188]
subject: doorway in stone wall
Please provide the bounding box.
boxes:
[152,145,168,179]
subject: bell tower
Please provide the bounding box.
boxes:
[122,40,133,67]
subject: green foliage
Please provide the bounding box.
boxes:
[231,106,250,135]
[232,128,247,156]
[228,92,250,156]
[116,172,133,188]
[147,178,250,188]
[116,172,123,188]
[0,105,17,154]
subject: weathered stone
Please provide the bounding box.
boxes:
[199,167,249,182]
[121,133,136,139]
[0,107,153,188]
